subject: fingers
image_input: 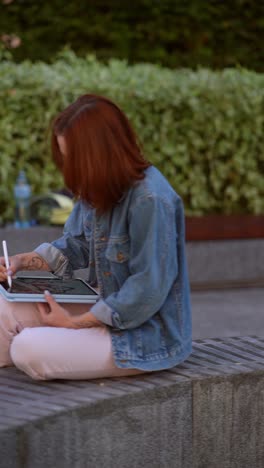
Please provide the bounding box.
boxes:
[43,290,57,306]
[44,289,52,298]
[37,291,71,328]
[0,257,10,282]
[36,291,54,310]
[37,291,56,317]
[0,266,7,282]
[0,255,17,282]
[36,301,50,314]
[36,301,51,325]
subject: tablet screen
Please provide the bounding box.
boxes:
[0,278,97,296]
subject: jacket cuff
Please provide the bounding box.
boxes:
[34,243,69,277]
[90,299,115,327]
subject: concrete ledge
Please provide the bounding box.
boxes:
[1,336,264,468]
[0,227,263,287]
[187,239,264,286]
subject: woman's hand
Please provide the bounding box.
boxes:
[37,291,74,328]
[37,291,103,329]
[0,254,23,282]
[0,251,51,283]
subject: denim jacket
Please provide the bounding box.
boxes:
[35,166,192,371]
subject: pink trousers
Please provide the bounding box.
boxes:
[0,297,143,381]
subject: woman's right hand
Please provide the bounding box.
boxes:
[0,254,23,282]
[0,251,51,283]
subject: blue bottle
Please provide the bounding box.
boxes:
[14,171,31,228]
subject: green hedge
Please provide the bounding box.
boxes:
[0,51,264,223]
[1,0,264,71]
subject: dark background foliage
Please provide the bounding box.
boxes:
[1,53,263,222]
[1,0,264,70]
[1,1,263,221]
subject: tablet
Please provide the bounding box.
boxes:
[0,276,99,303]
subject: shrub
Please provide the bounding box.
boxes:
[1,0,264,71]
[0,51,263,223]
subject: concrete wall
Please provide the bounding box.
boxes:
[1,336,264,468]
[0,226,263,285]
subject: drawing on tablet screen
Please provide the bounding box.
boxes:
[3,278,96,295]
[10,279,75,294]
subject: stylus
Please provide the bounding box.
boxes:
[2,240,12,288]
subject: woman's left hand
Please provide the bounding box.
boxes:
[37,291,74,328]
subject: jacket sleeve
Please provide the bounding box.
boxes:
[34,201,90,277]
[91,195,179,329]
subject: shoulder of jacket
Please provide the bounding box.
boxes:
[131,167,181,207]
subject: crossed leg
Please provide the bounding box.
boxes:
[0,297,143,380]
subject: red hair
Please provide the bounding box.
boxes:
[51,94,150,212]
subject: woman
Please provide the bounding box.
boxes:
[0,94,192,380]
